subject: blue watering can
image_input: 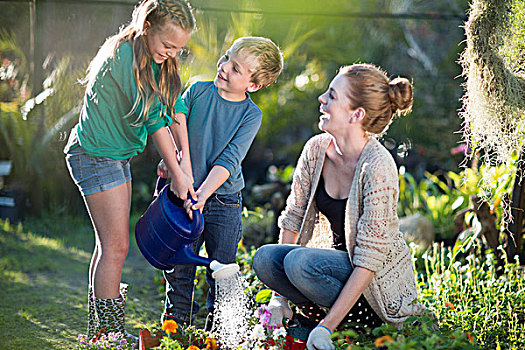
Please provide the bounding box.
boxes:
[135,177,239,279]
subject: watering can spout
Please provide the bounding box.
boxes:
[210,260,240,280]
[167,243,213,267]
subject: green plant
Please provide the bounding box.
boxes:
[418,244,525,350]
[152,321,214,350]
[398,167,470,240]
[0,31,84,214]
[398,158,515,244]
[332,315,478,349]
[241,204,275,248]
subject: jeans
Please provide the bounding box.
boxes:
[252,244,353,307]
[65,146,131,196]
[163,192,243,323]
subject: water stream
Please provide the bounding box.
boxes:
[213,272,254,349]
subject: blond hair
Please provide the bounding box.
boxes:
[84,0,195,125]
[229,36,284,87]
[339,64,413,135]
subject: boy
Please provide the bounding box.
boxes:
[158,36,284,328]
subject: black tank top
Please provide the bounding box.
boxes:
[315,176,347,251]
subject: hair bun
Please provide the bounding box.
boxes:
[388,77,413,116]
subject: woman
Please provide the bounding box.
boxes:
[253,63,428,350]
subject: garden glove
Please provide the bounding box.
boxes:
[268,294,293,327]
[307,325,335,350]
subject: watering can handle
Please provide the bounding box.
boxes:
[154,176,198,205]
[154,177,168,197]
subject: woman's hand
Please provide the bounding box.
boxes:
[306,326,334,350]
[268,294,293,327]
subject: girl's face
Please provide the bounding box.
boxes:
[318,74,353,132]
[145,22,192,64]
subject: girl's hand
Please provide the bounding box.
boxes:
[157,159,170,178]
[180,156,194,184]
[169,170,196,202]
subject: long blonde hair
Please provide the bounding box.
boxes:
[84,0,195,125]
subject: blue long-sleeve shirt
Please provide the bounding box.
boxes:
[182,81,262,194]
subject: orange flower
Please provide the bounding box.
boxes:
[374,335,393,347]
[161,319,179,335]
[205,338,218,350]
[466,332,473,342]
[445,302,455,310]
[186,346,200,350]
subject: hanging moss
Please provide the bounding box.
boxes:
[459,0,525,178]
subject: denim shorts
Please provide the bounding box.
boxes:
[65,146,131,196]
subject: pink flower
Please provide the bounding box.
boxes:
[255,305,272,327]
[451,144,469,155]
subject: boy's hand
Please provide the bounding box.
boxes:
[183,190,207,220]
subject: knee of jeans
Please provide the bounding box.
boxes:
[252,248,265,277]
[252,246,275,281]
[283,248,312,280]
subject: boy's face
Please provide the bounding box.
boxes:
[214,50,263,101]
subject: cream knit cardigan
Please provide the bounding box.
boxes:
[277,133,428,329]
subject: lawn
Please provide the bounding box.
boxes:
[1,212,524,349]
[0,213,189,349]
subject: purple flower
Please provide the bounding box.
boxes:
[255,305,272,327]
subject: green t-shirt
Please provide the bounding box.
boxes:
[64,41,187,160]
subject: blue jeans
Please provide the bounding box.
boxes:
[65,146,131,196]
[252,244,353,307]
[163,192,243,323]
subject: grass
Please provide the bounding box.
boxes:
[0,212,168,349]
[1,212,525,349]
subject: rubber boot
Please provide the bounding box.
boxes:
[94,296,126,335]
[87,285,97,338]
[118,283,138,341]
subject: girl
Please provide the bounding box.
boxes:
[253,64,428,350]
[64,0,195,338]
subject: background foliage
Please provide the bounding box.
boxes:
[1,0,468,218]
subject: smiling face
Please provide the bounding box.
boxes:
[214,50,263,101]
[317,74,355,133]
[145,22,192,64]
